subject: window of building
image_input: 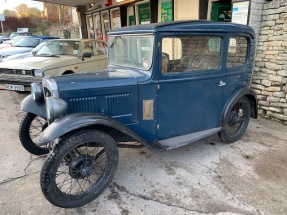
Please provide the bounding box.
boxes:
[86,15,94,39]
[110,8,121,29]
[162,36,222,73]
[101,10,111,42]
[227,36,248,68]
[93,13,103,40]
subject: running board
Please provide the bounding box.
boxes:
[158,127,221,150]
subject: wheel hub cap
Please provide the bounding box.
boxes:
[69,154,94,179]
[229,111,241,125]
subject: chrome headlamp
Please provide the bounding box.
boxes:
[45,97,68,121]
[31,83,44,101]
[34,69,44,77]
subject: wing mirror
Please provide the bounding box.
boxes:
[81,52,92,61]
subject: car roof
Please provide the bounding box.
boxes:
[108,20,255,38]
[20,35,59,39]
[48,39,107,44]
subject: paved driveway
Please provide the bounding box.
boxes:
[0,90,286,215]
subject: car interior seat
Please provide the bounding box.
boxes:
[65,46,75,55]
[161,53,169,73]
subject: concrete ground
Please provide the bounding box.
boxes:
[0,90,286,215]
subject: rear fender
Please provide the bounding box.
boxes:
[20,95,47,119]
[38,112,165,151]
[221,87,258,124]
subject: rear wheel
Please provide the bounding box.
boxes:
[219,97,251,143]
[40,129,119,208]
[19,112,49,155]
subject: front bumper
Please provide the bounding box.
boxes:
[0,74,42,91]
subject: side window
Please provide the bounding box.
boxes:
[83,41,95,56]
[227,37,248,68]
[95,42,108,56]
[162,36,221,73]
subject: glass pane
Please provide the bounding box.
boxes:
[109,35,154,71]
[162,36,221,73]
[93,13,103,40]
[227,37,248,68]
[86,15,94,39]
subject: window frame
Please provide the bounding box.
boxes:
[160,33,224,76]
[226,34,250,69]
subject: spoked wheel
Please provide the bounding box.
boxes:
[219,97,251,143]
[19,112,49,155]
[40,130,119,208]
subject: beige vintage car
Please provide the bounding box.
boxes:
[0,39,108,91]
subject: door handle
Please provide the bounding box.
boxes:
[218,81,226,87]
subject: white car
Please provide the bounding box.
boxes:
[0,39,108,91]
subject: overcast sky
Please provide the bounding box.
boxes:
[0,0,43,13]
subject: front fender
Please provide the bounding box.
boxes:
[20,95,47,119]
[221,87,258,123]
[38,112,165,151]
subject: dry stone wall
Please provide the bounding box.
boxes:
[251,0,287,123]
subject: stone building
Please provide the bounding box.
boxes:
[251,0,287,123]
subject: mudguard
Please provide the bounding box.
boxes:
[20,95,47,119]
[38,112,165,151]
[221,86,258,123]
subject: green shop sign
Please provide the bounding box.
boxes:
[161,0,172,22]
[138,2,151,24]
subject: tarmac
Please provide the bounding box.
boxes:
[0,90,286,215]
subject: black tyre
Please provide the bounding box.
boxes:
[219,97,251,143]
[19,112,49,155]
[40,130,119,208]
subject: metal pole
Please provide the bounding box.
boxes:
[1,21,4,34]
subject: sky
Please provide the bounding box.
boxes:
[0,0,43,13]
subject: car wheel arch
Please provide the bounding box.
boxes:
[61,70,74,75]
[221,87,258,125]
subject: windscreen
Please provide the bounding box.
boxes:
[108,35,154,70]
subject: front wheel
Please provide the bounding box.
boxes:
[219,97,251,143]
[19,112,49,155]
[40,129,119,208]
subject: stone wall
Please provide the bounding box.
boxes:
[249,0,265,40]
[252,0,287,123]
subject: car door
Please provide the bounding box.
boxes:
[221,34,253,106]
[94,41,108,69]
[78,41,99,72]
[157,34,225,140]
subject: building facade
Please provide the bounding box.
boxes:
[251,0,287,123]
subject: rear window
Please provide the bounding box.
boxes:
[227,36,248,68]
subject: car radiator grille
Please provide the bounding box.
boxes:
[0,68,32,75]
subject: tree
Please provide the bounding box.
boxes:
[28,8,41,18]
[15,4,41,18]
[15,4,29,18]
[3,9,16,18]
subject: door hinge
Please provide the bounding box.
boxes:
[157,84,160,90]
[157,125,160,130]
[158,42,160,48]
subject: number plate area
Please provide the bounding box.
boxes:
[5,84,25,91]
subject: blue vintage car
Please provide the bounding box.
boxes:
[19,20,257,208]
